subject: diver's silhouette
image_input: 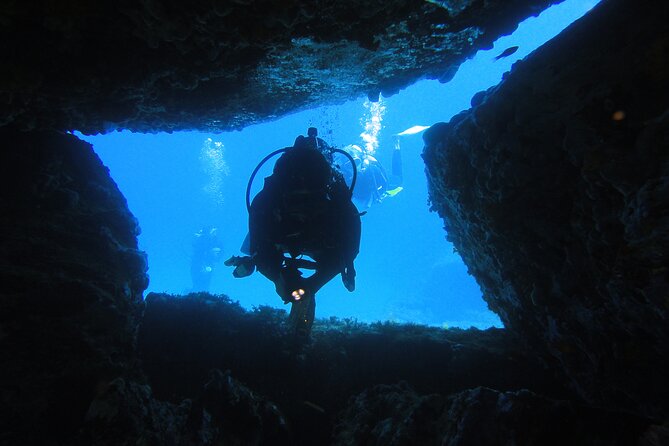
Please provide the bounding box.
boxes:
[226,128,361,339]
[191,226,222,292]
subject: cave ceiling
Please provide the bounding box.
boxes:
[2,0,563,134]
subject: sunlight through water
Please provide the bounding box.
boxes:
[359,98,386,155]
[199,137,229,207]
[76,0,599,329]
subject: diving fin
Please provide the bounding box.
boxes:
[384,186,403,198]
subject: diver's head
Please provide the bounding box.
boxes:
[196,225,218,237]
[306,127,321,151]
[295,129,320,151]
[343,144,364,167]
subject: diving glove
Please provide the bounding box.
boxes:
[224,255,255,278]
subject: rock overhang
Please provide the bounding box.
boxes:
[1,0,564,134]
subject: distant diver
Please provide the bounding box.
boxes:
[494,46,519,60]
[191,226,223,292]
[334,124,429,210]
[335,142,402,211]
[226,128,361,339]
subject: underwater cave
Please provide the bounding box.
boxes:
[1,0,668,444]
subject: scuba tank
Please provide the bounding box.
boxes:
[245,129,358,212]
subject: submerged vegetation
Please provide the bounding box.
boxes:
[150,292,484,342]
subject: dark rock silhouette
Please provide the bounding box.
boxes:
[334,383,648,445]
[0,129,148,443]
[424,0,669,424]
[139,292,569,445]
[1,0,561,133]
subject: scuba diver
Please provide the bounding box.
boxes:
[226,128,361,339]
[335,140,402,211]
[191,226,223,292]
[334,125,428,211]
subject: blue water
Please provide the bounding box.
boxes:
[78,0,597,329]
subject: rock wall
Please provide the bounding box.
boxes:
[0,132,293,445]
[0,129,148,443]
[424,0,669,420]
[0,0,561,133]
[138,293,569,445]
[333,383,648,445]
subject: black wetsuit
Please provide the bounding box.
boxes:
[249,137,361,302]
[191,228,221,291]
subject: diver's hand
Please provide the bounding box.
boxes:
[224,256,255,278]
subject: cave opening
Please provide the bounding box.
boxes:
[76,0,596,329]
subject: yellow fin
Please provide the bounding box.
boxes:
[385,186,403,197]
